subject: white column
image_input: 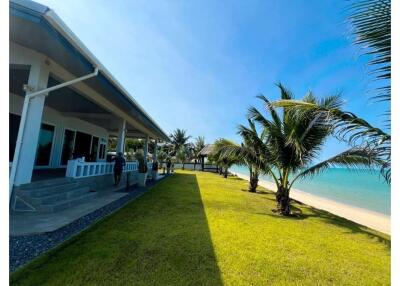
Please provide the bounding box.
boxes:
[14,62,49,186]
[153,140,158,162]
[143,135,149,163]
[116,119,126,154]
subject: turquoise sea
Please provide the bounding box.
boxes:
[229,165,391,215]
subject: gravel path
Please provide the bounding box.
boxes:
[10,177,166,272]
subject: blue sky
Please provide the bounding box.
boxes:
[38,0,389,160]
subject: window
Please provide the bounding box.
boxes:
[61,129,76,165]
[9,113,21,162]
[90,136,99,162]
[35,123,55,166]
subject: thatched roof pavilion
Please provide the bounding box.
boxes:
[198,144,215,157]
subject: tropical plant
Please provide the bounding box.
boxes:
[126,148,135,161]
[334,0,391,182]
[107,137,118,152]
[176,146,188,170]
[170,129,191,154]
[216,120,265,192]
[125,139,144,152]
[349,0,390,104]
[273,97,391,182]
[157,150,167,164]
[134,150,148,173]
[245,84,380,215]
[211,139,238,178]
[194,136,205,157]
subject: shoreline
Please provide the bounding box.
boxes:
[230,171,391,235]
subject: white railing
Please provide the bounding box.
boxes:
[66,159,139,179]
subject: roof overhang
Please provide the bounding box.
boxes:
[10,0,170,141]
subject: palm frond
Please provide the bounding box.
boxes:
[290,147,382,187]
[348,0,391,103]
[272,98,390,183]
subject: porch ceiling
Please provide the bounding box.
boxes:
[9,1,170,141]
[46,76,108,114]
[10,67,147,137]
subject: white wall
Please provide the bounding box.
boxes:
[172,163,204,171]
[10,93,109,168]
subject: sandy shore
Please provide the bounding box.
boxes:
[231,171,391,235]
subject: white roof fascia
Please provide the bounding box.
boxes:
[43,9,168,140]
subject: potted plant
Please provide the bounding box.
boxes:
[152,161,158,181]
[135,150,148,187]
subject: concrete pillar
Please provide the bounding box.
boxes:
[116,119,126,154]
[153,140,158,162]
[14,62,49,185]
[143,135,149,163]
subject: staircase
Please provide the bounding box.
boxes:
[12,177,97,213]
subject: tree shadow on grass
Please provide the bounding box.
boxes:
[10,173,224,286]
[260,201,390,250]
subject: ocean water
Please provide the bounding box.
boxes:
[229,165,391,215]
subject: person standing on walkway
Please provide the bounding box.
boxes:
[112,152,126,185]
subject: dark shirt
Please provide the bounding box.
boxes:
[113,156,126,171]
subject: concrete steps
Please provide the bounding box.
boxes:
[13,178,97,213]
[17,177,74,190]
[21,182,82,198]
[29,186,91,204]
[38,192,97,213]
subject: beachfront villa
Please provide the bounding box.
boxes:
[8,0,391,284]
[9,0,169,214]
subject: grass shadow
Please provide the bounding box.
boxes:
[261,201,390,250]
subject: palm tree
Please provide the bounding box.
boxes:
[157,150,167,174]
[247,84,379,215]
[176,146,188,170]
[211,139,237,178]
[193,136,205,169]
[216,120,265,192]
[194,136,205,157]
[170,129,191,154]
[273,98,391,182]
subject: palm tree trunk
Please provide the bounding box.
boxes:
[276,185,290,215]
[248,174,258,192]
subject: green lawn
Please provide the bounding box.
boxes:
[11,170,390,286]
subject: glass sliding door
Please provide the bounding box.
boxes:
[60,129,104,164]
[61,129,76,165]
[90,136,99,162]
[73,131,92,160]
[35,123,55,166]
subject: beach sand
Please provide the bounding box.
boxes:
[231,171,391,235]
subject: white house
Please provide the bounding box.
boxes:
[9,0,169,212]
